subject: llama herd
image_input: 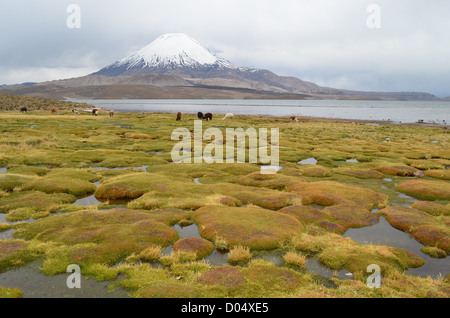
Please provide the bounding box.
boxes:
[176,112,234,121]
[17,108,300,122]
[17,107,233,121]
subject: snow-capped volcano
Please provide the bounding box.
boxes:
[94,33,238,76]
[91,33,335,95]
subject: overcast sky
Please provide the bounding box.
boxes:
[1,0,449,97]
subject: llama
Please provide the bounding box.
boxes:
[222,113,234,120]
[202,113,213,121]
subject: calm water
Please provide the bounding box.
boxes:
[71,99,450,124]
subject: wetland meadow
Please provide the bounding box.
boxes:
[0,95,449,298]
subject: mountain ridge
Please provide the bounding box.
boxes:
[0,33,441,101]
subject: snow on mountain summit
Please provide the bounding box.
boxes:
[112,33,236,71]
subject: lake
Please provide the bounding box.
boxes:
[71,99,450,124]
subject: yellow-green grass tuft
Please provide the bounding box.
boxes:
[420,246,447,258]
[228,245,252,264]
[0,287,23,298]
[283,251,306,268]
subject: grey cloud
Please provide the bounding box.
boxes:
[0,0,449,97]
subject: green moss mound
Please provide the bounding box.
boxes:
[95,172,182,200]
[16,209,179,265]
[287,181,388,209]
[3,165,49,176]
[300,165,332,178]
[23,176,96,197]
[0,174,35,191]
[229,172,300,190]
[280,204,379,234]
[192,205,304,250]
[0,191,76,212]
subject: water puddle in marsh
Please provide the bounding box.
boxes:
[106,121,132,129]
[0,260,129,298]
[0,167,6,173]
[73,181,102,206]
[298,158,317,165]
[346,158,359,163]
[74,195,103,207]
[343,216,449,279]
[0,213,35,239]
[260,165,284,173]
[396,193,419,206]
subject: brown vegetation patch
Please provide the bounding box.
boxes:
[137,282,204,298]
[300,165,332,178]
[395,179,450,201]
[95,184,145,200]
[278,205,328,224]
[424,169,450,180]
[335,168,384,179]
[173,237,215,259]
[197,266,245,289]
[410,201,450,216]
[324,204,379,229]
[374,164,420,176]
